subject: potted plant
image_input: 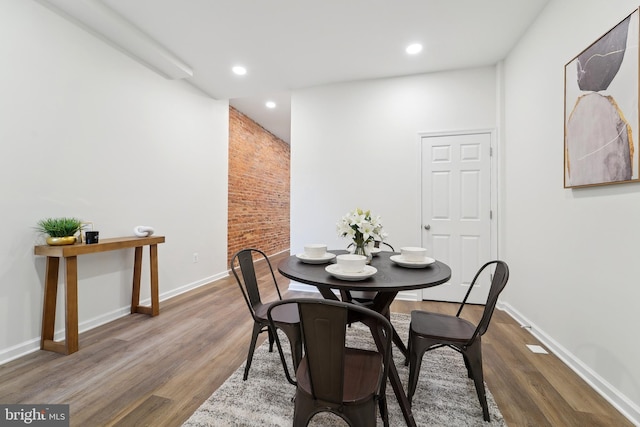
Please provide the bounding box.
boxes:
[36,217,82,246]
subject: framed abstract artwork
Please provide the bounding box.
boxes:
[564,9,640,188]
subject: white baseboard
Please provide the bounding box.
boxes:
[396,290,419,301]
[0,271,228,365]
[499,301,640,426]
[161,271,228,301]
[287,281,315,292]
[288,281,339,296]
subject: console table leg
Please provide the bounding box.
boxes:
[64,256,79,354]
[149,244,159,316]
[131,247,143,313]
[41,257,59,349]
[131,245,159,316]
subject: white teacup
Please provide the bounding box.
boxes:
[401,247,427,262]
[336,254,367,273]
[304,244,327,258]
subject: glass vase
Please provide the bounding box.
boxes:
[353,239,373,264]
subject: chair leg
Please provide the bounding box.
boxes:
[461,353,473,378]
[407,333,430,404]
[293,390,313,427]
[289,331,302,372]
[243,322,263,381]
[277,322,302,371]
[464,341,490,422]
[273,322,302,385]
[343,399,376,427]
[405,329,411,366]
[267,326,275,352]
[378,394,389,427]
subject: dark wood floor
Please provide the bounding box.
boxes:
[0,252,631,426]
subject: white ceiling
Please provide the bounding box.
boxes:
[40,0,550,143]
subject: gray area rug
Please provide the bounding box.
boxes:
[183,313,506,426]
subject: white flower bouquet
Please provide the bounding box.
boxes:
[336,208,387,254]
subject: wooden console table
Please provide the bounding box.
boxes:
[34,235,165,355]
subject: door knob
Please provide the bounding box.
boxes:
[424,224,431,230]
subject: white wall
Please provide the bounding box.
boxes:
[0,0,229,362]
[291,67,497,254]
[502,0,640,421]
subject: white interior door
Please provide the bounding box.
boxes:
[420,132,494,303]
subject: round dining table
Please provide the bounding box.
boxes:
[278,250,452,427]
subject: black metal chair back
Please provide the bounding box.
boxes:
[406,260,509,422]
[230,248,301,383]
[231,248,282,319]
[456,260,510,344]
[268,298,393,427]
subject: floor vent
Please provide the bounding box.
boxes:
[526,344,549,354]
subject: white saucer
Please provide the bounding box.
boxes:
[390,254,436,269]
[296,252,336,264]
[325,264,377,281]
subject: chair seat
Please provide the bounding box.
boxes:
[297,347,383,404]
[410,310,476,343]
[254,301,300,324]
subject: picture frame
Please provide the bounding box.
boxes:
[564,9,640,188]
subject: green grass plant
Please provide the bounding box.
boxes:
[36,217,82,237]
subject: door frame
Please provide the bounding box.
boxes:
[417,128,499,301]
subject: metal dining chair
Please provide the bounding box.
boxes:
[405,260,509,421]
[230,248,302,383]
[268,298,393,427]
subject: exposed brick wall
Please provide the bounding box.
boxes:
[228,107,290,264]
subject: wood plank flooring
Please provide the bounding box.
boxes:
[0,252,632,426]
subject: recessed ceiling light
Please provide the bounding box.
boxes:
[406,43,423,55]
[265,101,276,109]
[232,65,247,76]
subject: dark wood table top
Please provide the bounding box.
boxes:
[278,250,451,292]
